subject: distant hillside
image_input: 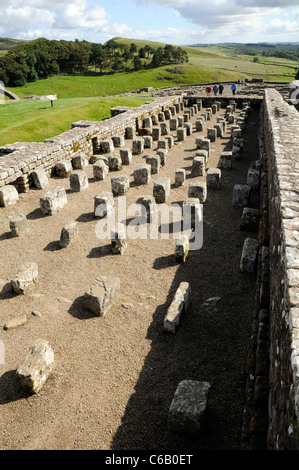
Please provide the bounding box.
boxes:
[0,37,28,50]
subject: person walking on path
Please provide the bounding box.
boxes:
[231,82,237,95]
[219,83,224,95]
[213,84,219,96]
[205,85,212,96]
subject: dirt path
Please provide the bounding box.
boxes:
[0,100,259,450]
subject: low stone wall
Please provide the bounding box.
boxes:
[0,95,182,192]
[263,89,299,449]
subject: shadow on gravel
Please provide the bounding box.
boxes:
[110,103,261,452]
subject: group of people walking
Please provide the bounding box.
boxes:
[205,82,238,96]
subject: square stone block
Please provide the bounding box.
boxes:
[132,139,144,155]
[134,164,151,185]
[191,157,205,177]
[188,181,207,203]
[196,138,210,154]
[30,168,48,189]
[240,238,259,273]
[233,184,251,207]
[0,185,19,207]
[108,155,122,171]
[111,175,130,196]
[153,177,171,203]
[138,195,157,222]
[94,192,114,218]
[59,221,78,248]
[70,170,89,192]
[160,122,169,135]
[10,214,29,237]
[177,128,187,142]
[101,139,114,153]
[240,207,260,232]
[143,136,153,149]
[55,160,72,178]
[72,153,88,169]
[206,168,221,189]
[11,262,38,295]
[219,151,233,169]
[40,186,67,215]
[120,149,133,165]
[207,128,217,142]
[112,136,125,148]
[168,380,211,435]
[175,169,186,186]
[93,160,109,180]
[83,275,120,316]
[146,156,160,175]
[156,150,167,166]
[152,127,161,141]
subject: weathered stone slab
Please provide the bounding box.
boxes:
[188,181,207,203]
[72,153,88,169]
[240,207,260,232]
[83,275,120,316]
[132,138,144,155]
[31,168,49,189]
[152,127,161,141]
[143,136,153,149]
[207,128,217,142]
[196,138,210,154]
[94,192,114,218]
[206,168,221,189]
[191,157,205,177]
[195,150,208,165]
[55,160,72,178]
[40,186,67,215]
[101,139,114,153]
[111,233,127,255]
[232,184,251,207]
[153,177,171,203]
[177,128,187,142]
[16,339,55,394]
[111,175,130,196]
[3,314,28,331]
[59,221,78,248]
[183,197,201,229]
[10,214,29,237]
[156,149,167,166]
[219,151,233,169]
[134,164,151,185]
[168,380,211,435]
[247,168,260,189]
[175,168,186,186]
[146,156,160,174]
[240,238,259,272]
[108,155,122,171]
[93,159,109,180]
[11,262,38,295]
[70,170,89,192]
[160,122,169,135]
[164,282,191,333]
[0,185,19,207]
[138,195,157,222]
[112,135,125,148]
[120,149,133,165]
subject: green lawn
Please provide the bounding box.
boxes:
[0,95,150,146]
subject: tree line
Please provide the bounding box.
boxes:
[0,37,189,87]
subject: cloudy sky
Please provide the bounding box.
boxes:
[1,0,299,45]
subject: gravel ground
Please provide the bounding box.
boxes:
[0,98,259,451]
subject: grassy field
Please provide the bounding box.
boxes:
[0,95,150,146]
[1,37,298,146]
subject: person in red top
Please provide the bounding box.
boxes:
[205,85,212,96]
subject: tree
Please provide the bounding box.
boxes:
[133,55,142,70]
